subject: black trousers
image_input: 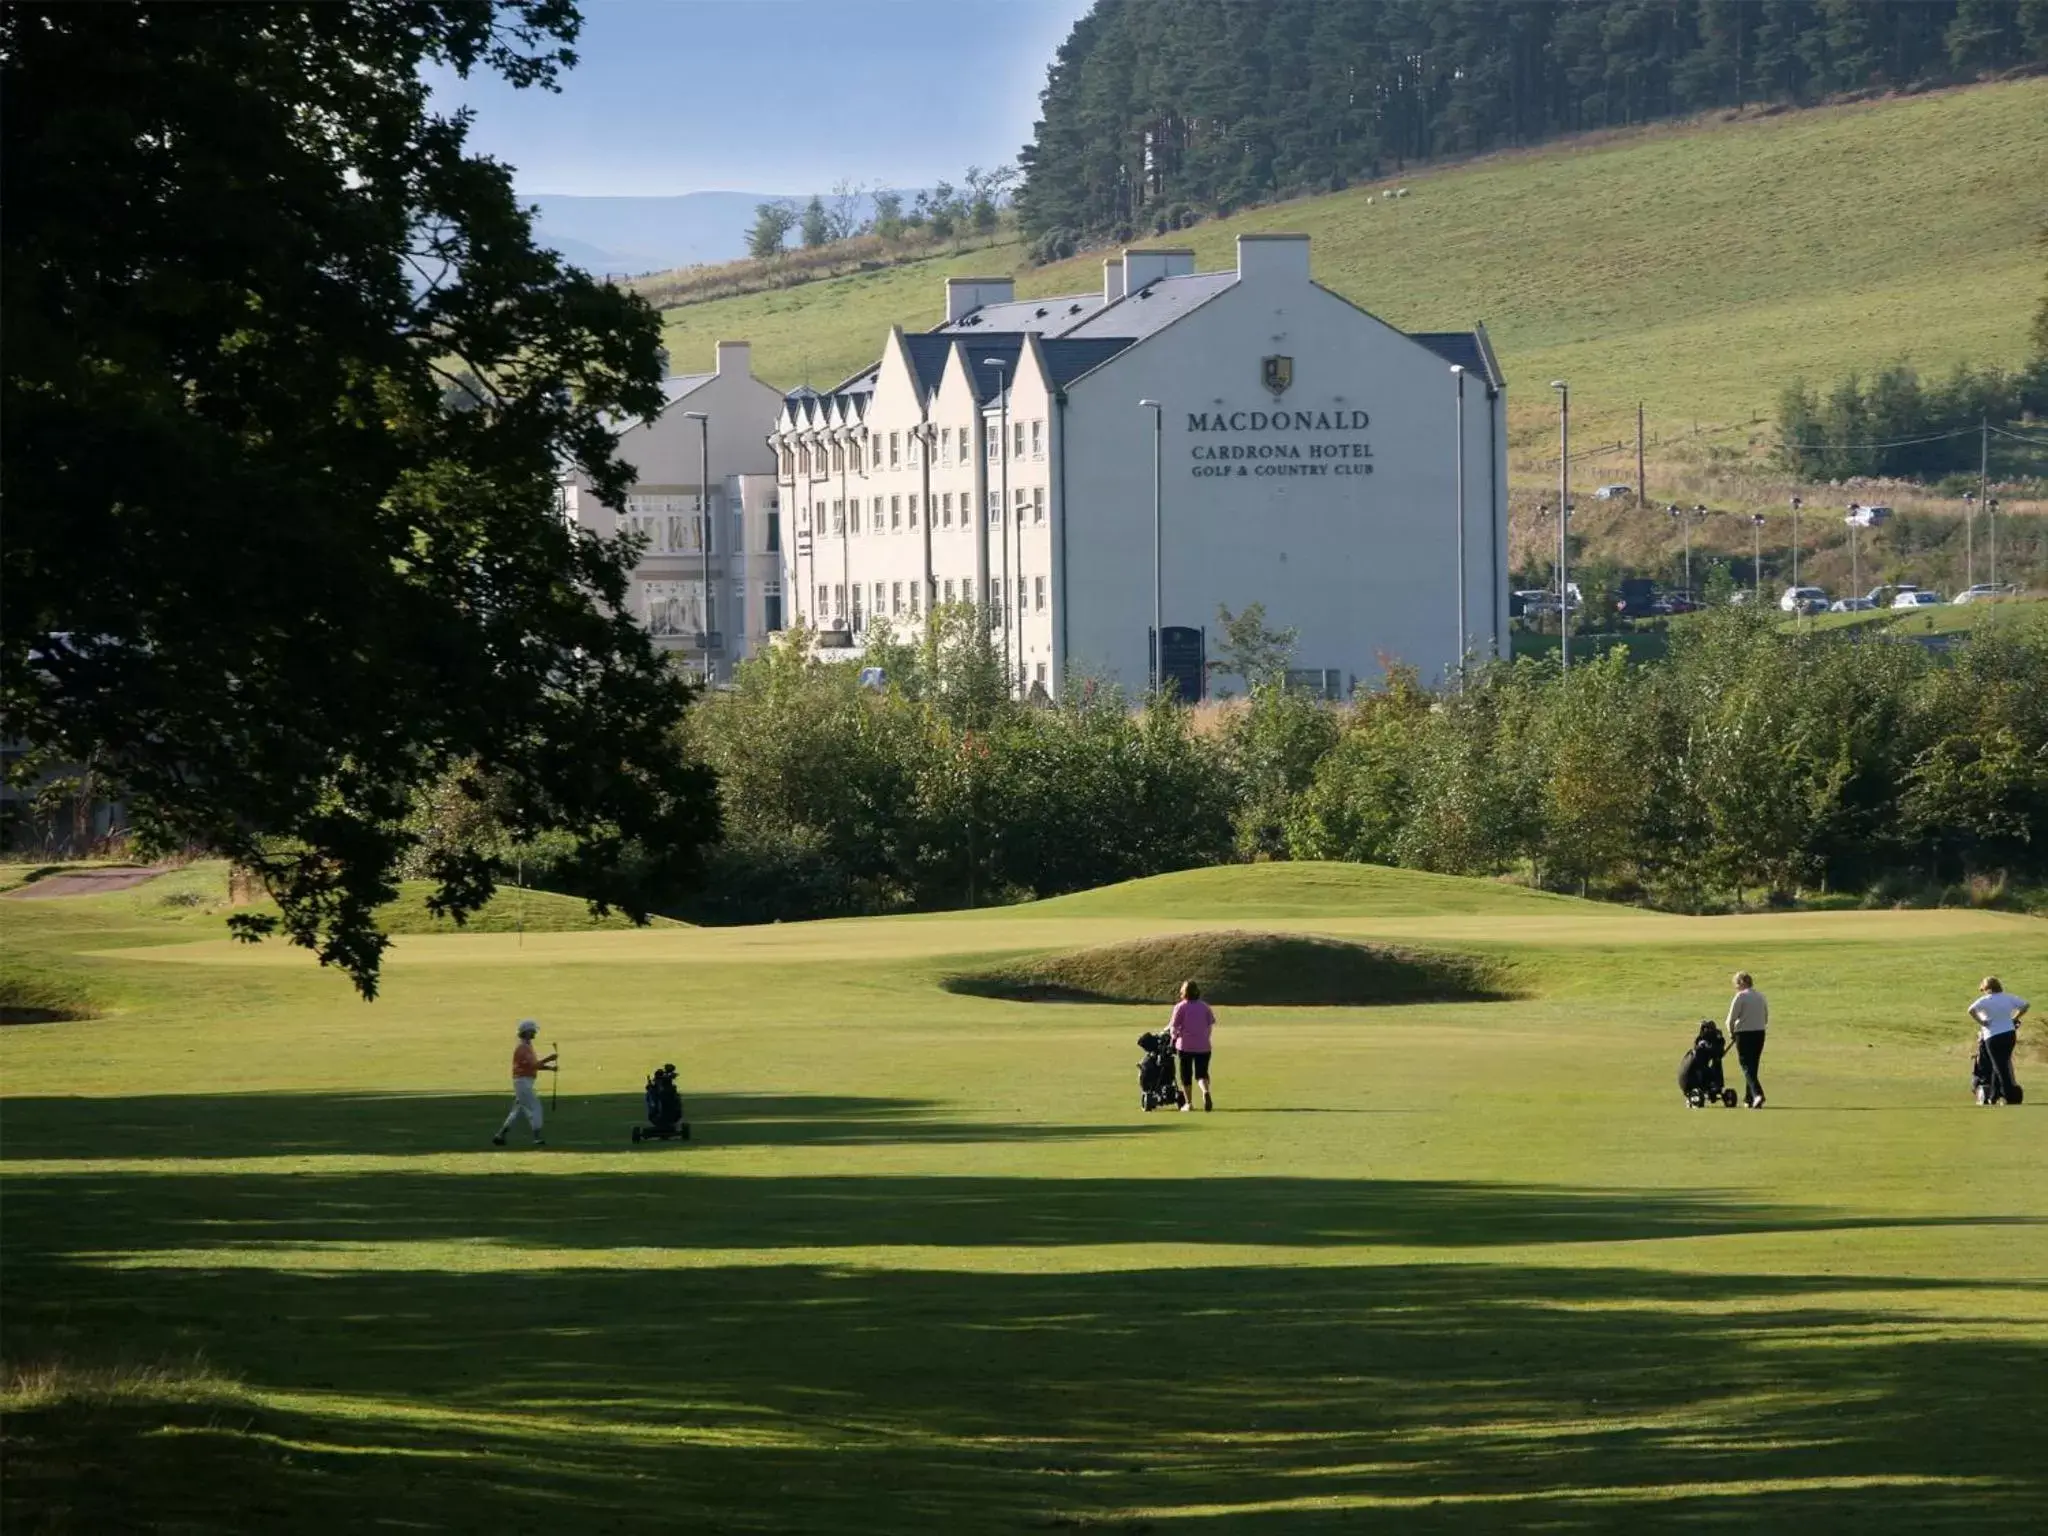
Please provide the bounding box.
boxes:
[1734,1030,1766,1104]
[1979,1032,2019,1100]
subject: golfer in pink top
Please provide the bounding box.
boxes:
[1169,980,1216,1112]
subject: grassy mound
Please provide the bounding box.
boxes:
[1014,861,1602,921]
[942,929,1514,1007]
[0,959,109,1024]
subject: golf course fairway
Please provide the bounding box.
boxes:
[3,861,2044,1531]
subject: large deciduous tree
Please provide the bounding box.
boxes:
[1,2,719,995]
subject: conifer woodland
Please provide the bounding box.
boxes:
[1017,0,2048,241]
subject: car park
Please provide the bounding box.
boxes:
[1778,585,1829,615]
[1892,590,1944,609]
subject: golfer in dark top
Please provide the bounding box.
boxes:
[1726,971,1768,1108]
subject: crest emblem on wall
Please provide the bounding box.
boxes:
[1261,355,1294,397]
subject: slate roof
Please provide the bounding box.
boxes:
[1058,270,1238,342]
[932,292,1105,334]
[1411,333,1497,386]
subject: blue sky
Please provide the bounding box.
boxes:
[427,0,1097,197]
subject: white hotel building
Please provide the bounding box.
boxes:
[767,234,1506,698]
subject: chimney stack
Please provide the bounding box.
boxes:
[944,276,1016,324]
[1103,256,1126,303]
[715,340,752,377]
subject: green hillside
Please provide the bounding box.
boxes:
[658,81,2047,452]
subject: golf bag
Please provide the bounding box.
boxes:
[1679,1020,1739,1109]
[1972,1036,2024,1106]
[630,1063,690,1143]
[1137,1030,1185,1112]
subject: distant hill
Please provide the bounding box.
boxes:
[649,80,2048,453]
[527,189,910,275]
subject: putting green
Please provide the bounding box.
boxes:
[3,863,2044,1531]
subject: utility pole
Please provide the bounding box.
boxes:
[1846,508,1860,600]
[1636,402,1645,509]
[1977,417,1989,589]
[1750,514,1766,604]
[1551,380,1570,674]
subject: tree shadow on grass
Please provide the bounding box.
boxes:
[0,1089,1148,1158]
[4,1235,2043,1532]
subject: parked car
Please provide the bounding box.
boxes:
[1844,503,1892,528]
[1829,596,1878,613]
[1892,590,1944,609]
[1615,578,1661,617]
[1593,484,1634,501]
[1728,590,1753,606]
[1778,585,1829,615]
[1951,583,2016,605]
[1659,591,1702,615]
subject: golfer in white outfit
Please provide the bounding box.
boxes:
[1970,978,2028,1105]
[493,1019,556,1146]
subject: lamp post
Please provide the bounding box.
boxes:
[1749,513,1767,604]
[1845,506,1861,601]
[1450,365,1467,689]
[683,410,712,682]
[1139,399,1163,696]
[1962,490,1976,590]
[982,357,1012,688]
[1987,497,1999,587]
[1788,495,1802,592]
[1550,381,1570,673]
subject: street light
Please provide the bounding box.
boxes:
[1962,490,1976,590]
[1844,505,1862,601]
[1988,497,2000,587]
[1139,399,1163,696]
[682,410,712,682]
[1788,496,1802,591]
[1749,513,1767,604]
[981,357,1012,687]
[1450,365,1467,689]
[1551,380,1570,673]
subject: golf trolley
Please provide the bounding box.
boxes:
[1137,1030,1186,1112]
[1678,1020,1740,1109]
[630,1063,691,1143]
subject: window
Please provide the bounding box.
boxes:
[850,441,863,474]
[909,584,921,618]
[641,581,702,638]
[987,490,999,523]
[1035,575,1046,612]
[889,431,900,468]
[832,499,845,535]
[938,432,952,468]
[892,581,903,615]
[812,499,823,532]
[873,495,884,526]
[766,511,781,552]
[1033,487,1046,524]
[943,578,955,604]
[908,494,919,527]
[1031,420,1044,459]
[815,584,827,616]
[779,447,794,477]
[941,492,953,526]
[1013,486,1028,523]
[851,584,864,628]
[765,581,784,633]
[833,583,845,619]
[986,430,997,463]
[890,495,901,530]
[623,494,705,556]
[798,445,810,477]
[873,581,886,620]
[1013,421,1025,458]
[851,499,863,534]
[831,442,844,474]
[1035,662,1047,686]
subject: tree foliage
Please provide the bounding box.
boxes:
[1017,0,2048,237]
[1,1,718,994]
[747,199,798,259]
